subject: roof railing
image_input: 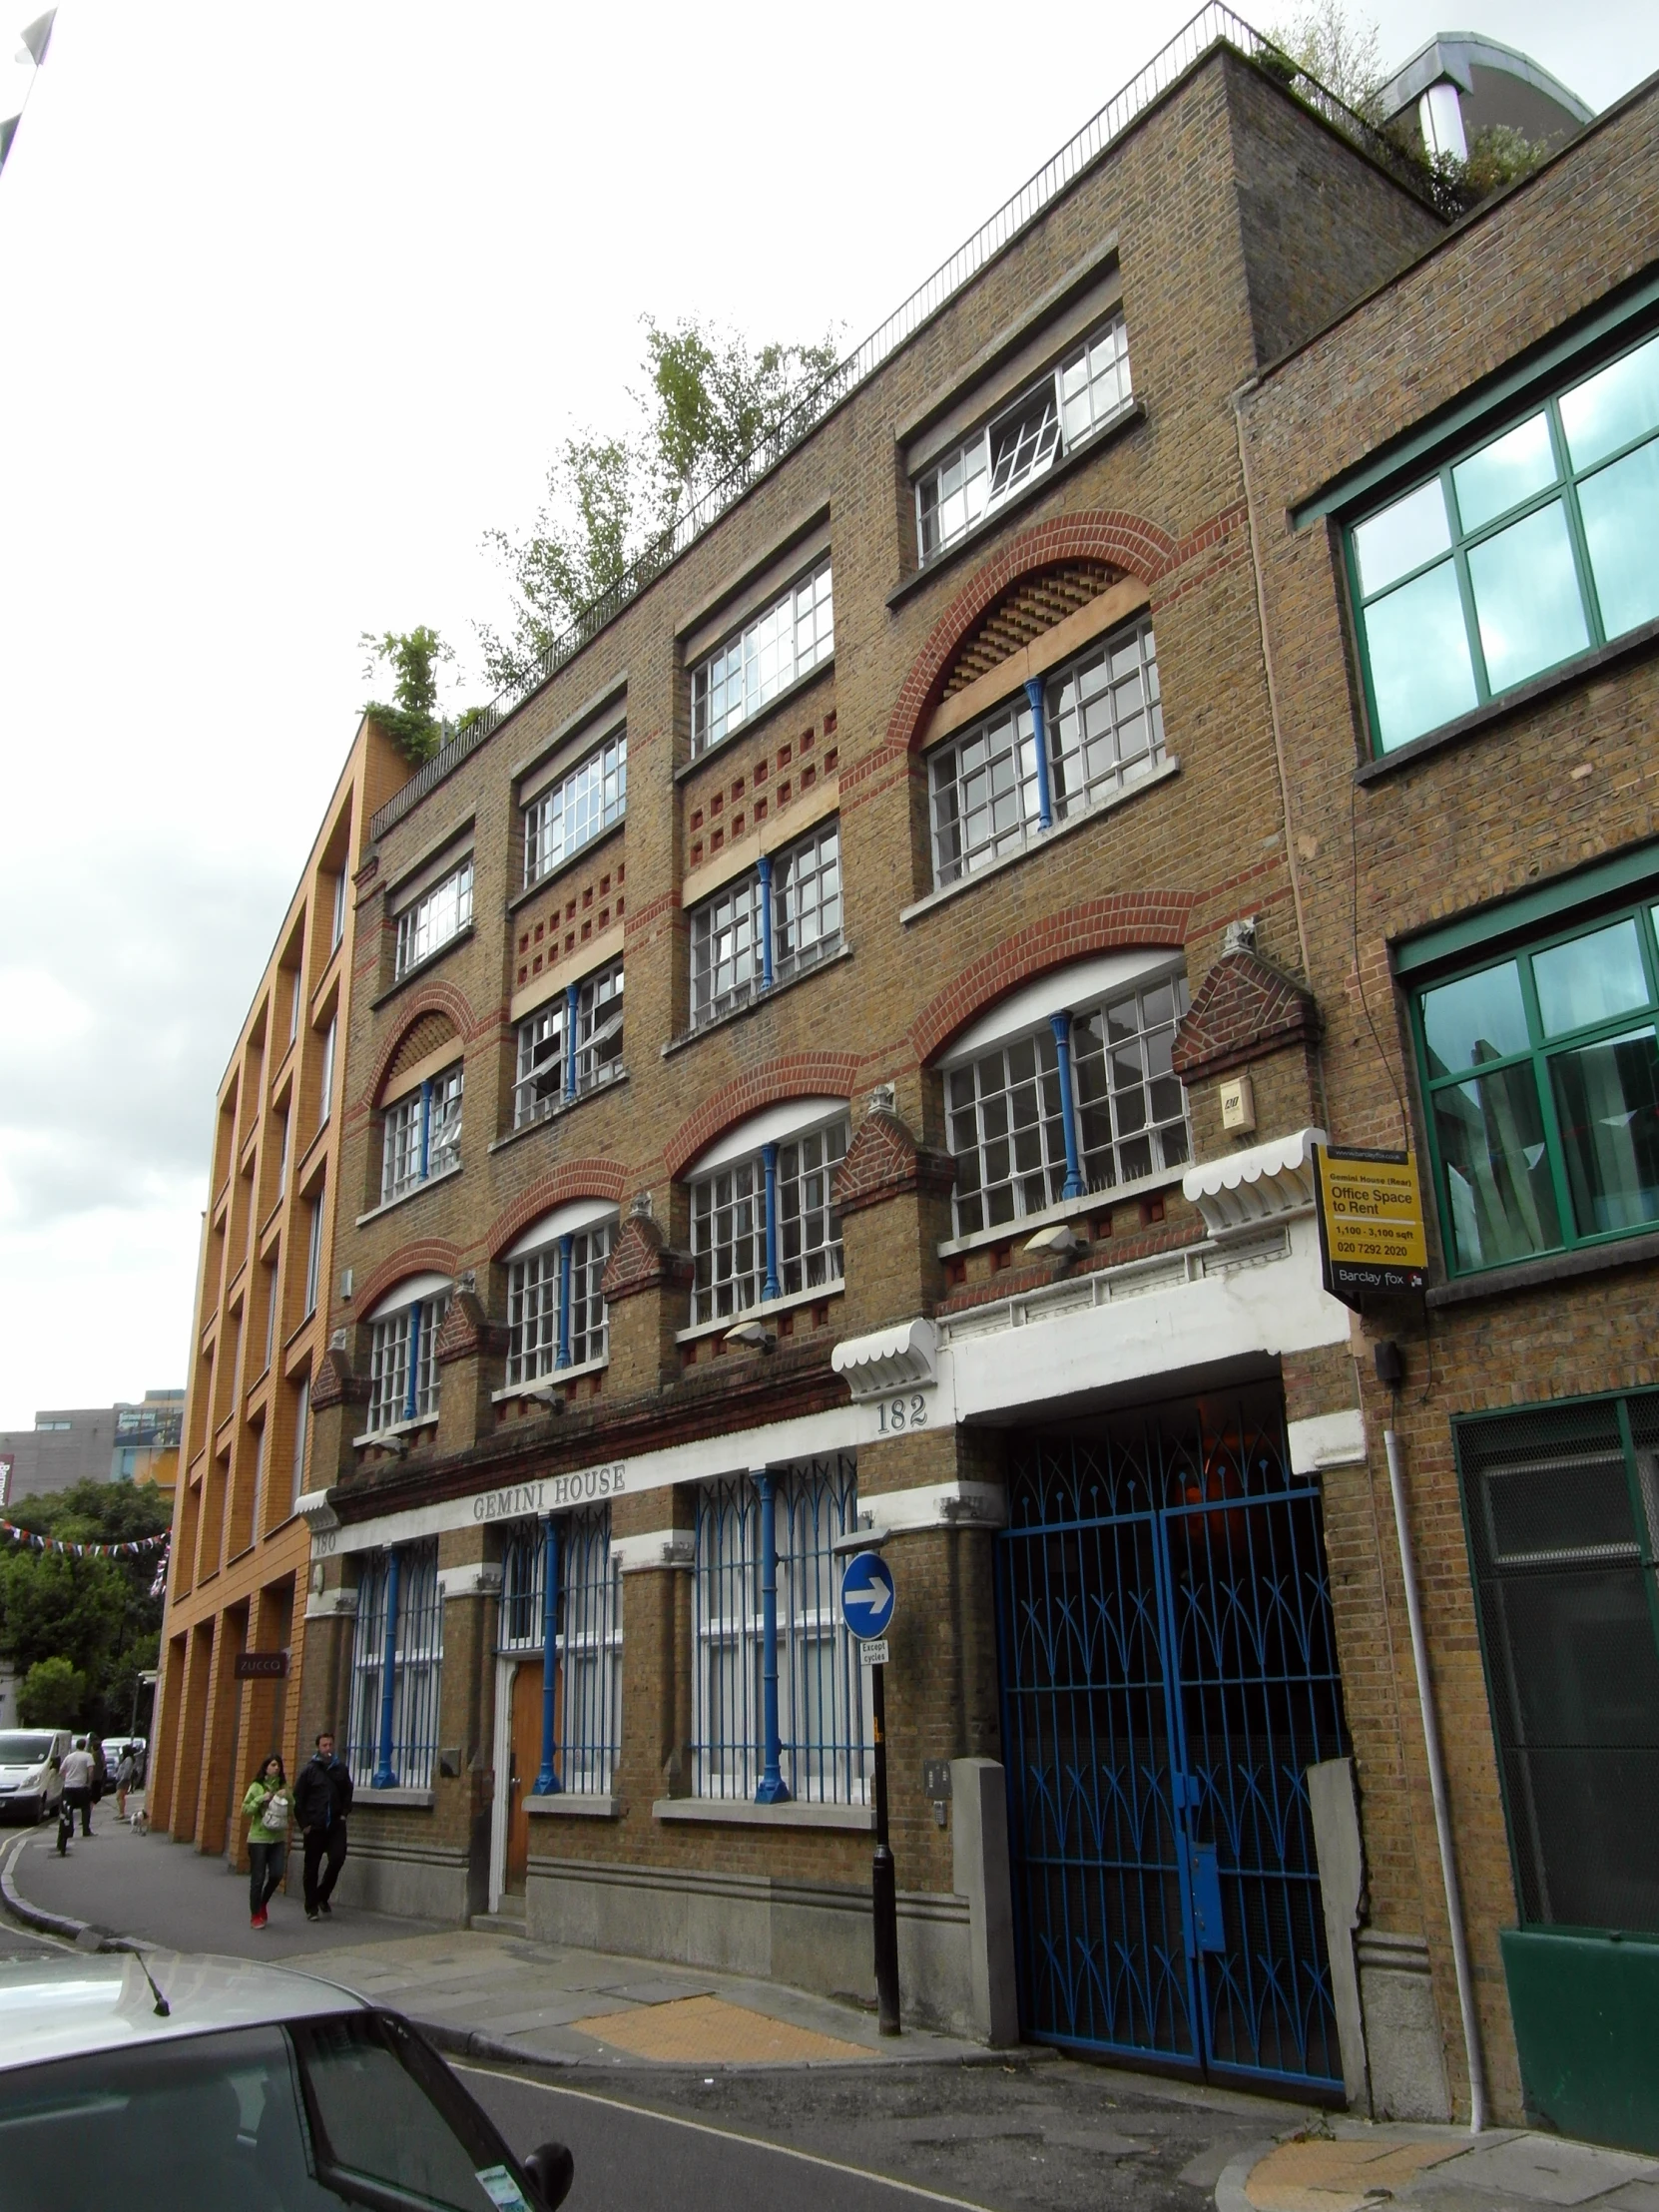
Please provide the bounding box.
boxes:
[369,5,1428,843]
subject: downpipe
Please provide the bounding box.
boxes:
[1383,1425,1487,2133]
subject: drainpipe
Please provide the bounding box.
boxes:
[372,1547,402,1789]
[1384,1426,1486,2133]
[564,983,579,1102]
[534,1514,562,1796]
[753,1469,790,1803]
[555,1233,574,1370]
[758,854,776,990]
[761,1143,782,1303]
[1023,678,1054,831]
[1049,1012,1086,1199]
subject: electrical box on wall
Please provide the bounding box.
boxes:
[1220,1075,1256,1133]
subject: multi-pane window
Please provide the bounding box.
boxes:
[513,965,624,1127]
[691,559,833,758]
[916,314,1132,562]
[692,1459,868,1804]
[317,1017,336,1129]
[330,869,346,950]
[367,1289,449,1430]
[290,1375,309,1507]
[505,1222,614,1384]
[380,1065,463,1203]
[522,731,627,887]
[1351,325,1659,755]
[394,858,473,977]
[947,972,1191,1236]
[1413,898,1659,1278]
[928,619,1162,887]
[690,1116,848,1323]
[303,1192,323,1318]
[345,1541,443,1791]
[690,824,841,1028]
[496,1508,623,1795]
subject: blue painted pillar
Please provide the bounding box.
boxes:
[1050,1011,1086,1199]
[1024,677,1054,831]
[417,1077,433,1179]
[757,854,775,989]
[373,1547,402,1788]
[761,1142,781,1303]
[564,983,579,1101]
[534,1515,562,1795]
[404,1303,422,1421]
[753,1470,790,1803]
[555,1232,574,1369]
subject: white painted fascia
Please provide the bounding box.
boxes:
[1183,1126,1326,1235]
[831,1317,937,1398]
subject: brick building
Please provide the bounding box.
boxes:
[267,8,1650,2138]
[148,719,409,1859]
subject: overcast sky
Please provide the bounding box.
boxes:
[1,1,1653,1431]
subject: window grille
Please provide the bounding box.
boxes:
[1457,1391,1659,1936]
[692,1459,867,1804]
[916,315,1132,562]
[690,1115,847,1324]
[494,1508,622,1795]
[505,1222,613,1384]
[928,618,1163,887]
[691,559,833,758]
[523,730,627,887]
[394,859,473,977]
[1350,324,1659,755]
[380,1065,463,1203]
[689,824,841,1029]
[367,1291,448,1430]
[344,1541,444,1792]
[947,972,1190,1235]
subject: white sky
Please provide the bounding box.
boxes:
[1,1,1653,1429]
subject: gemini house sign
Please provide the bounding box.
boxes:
[1314,1144,1427,1306]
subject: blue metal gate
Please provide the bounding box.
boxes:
[995,1386,1350,2092]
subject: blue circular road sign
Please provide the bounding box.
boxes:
[838,1549,895,1640]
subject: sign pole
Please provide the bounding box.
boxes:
[869,1655,900,2036]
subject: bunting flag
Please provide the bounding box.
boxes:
[1,1517,170,1557]
[1,8,56,179]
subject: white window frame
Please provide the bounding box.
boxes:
[513,962,624,1128]
[522,730,627,888]
[330,869,347,950]
[290,1374,309,1507]
[690,558,833,759]
[915,313,1132,564]
[689,1104,849,1325]
[394,858,473,978]
[317,1016,337,1129]
[380,1063,464,1203]
[689,823,841,1030]
[505,1210,617,1385]
[303,1192,323,1318]
[366,1282,450,1432]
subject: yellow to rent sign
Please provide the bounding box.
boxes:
[1314,1146,1427,1305]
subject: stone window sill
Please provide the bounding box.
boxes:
[676,1281,840,1346]
[653,1796,874,1832]
[673,658,835,783]
[356,1160,462,1228]
[492,1352,609,1403]
[352,1413,439,1451]
[936,1159,1189,1259]
[526,1793,620,1819]
[508,817,627,914]
[1424,1226,1659,1308]
[356,1787,434,1811]
[488,1071,628,1156]
[371,923,476,1011]
[662,942,851,1058]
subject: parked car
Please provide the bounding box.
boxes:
[101,1734,147,1784]
[0,1731,69,1825]
[0,1949,574,2212]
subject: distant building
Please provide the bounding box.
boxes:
[0,1389,186,1505]
[114,1388,186,1495]
[1377,33,1593,164]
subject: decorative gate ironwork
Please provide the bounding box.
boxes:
[995,1385,1351,2091]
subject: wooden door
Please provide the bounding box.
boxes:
[504,1662,544,1895]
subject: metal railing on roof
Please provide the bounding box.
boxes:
[369,5,1429,845]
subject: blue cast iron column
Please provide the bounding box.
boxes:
[1049,1012,1086,1199]
[372,1546,402,1788]
[564,982,579,1102]
[417,1077,433,1179]
[761,1142,781,1303]
[534,1515,562,1795]
[757,854,775,989]
[1024,677,1054,831]
[556,1232,574,1369]
[404,1303,422,1421]
[753,1469,790,1803]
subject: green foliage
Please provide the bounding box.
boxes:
[361,624,451,765]
[1449,124,1550,198]
[476,316,841,699]
[0,1480,172,1736]
[18,1656,87,1730]
[1266,0,1385,120]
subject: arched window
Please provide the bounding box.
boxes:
[502,1200,618,1384]
[685,1097,849,1324]
[365,1272,451,1432]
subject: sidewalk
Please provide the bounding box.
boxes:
[1222,2121,1659,2212]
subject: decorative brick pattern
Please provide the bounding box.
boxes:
[384,1009,459,1089]
[482,1160,630,1260]
[309,1341,369,1412]
[599,1210,694,1306]
[361,979,478,1110]
[352,1238,464,1320]
[941,560,1121,696]
[831,1107,956,1220]
[1171,946,1322,1084]
[662,1052,862,1178]
[433,1289,509,1365]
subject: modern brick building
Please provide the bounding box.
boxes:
[149,719,409,1859]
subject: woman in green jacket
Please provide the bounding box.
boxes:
[242,1754,291,1929]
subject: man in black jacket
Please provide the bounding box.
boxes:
[294,1732,353,1921]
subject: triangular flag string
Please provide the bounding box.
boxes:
[0,1516,169,1557]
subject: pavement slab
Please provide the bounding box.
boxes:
[1235,2128,1659,2212]
[568,1991,875,2064]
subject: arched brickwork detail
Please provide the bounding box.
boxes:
[907,893,1198,1065]
[884,511,1181,763]
[353,1239,463,1320]
[484,1159,631,1261]
[664,1053,862,1179]
[361,979,479,1110]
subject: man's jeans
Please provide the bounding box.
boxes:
[302,1822,347,1912]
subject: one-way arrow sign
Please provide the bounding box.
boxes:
[838,1549,895,1641]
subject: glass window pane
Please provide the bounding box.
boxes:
[1549,1026,1659,1237]
[1532,918,1649,1038]
[1432,1064,1561,1271]
[1577,440,1659,642]
[1466,500,1590,694]
[1421,960,1529,1076]
[1560,331,1659,469]
[1354,478,1451,596]
[1451,410,1557,532]
[1363,559,1478,750]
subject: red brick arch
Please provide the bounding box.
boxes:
[353,1239,464,1320]
[664,1053,863,1179]
[907,893,1198,1065]
[361,980,477,1110]
[484,1160,631,1261]
[884,511,1181,763]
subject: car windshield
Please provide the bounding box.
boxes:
[0,2014,533,2212]
[0,1734,54,1765]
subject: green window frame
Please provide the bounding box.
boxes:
[1411,894,1659,1277]
[1348,323,1659,755]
